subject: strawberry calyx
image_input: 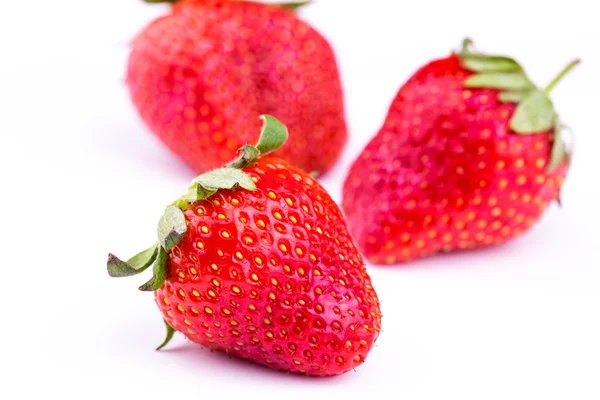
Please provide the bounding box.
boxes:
[107,114,287,349]
[458,38,579,173]
[106,114,288,291]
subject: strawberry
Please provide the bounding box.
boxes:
[342,39,578,265]
[108,116,381,376]
[127,0,347,176]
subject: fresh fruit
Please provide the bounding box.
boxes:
[343,39,578,264]
[127,0,347,176]
[108,116,381,376]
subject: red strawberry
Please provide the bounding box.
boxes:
[108,116,381,376]
[343,39,578,264]
[127,0,347,176]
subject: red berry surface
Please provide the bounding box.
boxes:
[343,52,572,265]
[127,0,347,175]
[155,157,381,375]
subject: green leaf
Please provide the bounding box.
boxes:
[157,205,187,251]
[498,91,527,103]
[193,167,257,194]
[139,246,168,291]
[510,90,555,134]
[156,319,176,350]
[196,185,218,200]
[107,244,158,278]
[255,115,289,155]
[547,123,566,172]
[462,55,521,73]
[464,72,534,91]
[276,1,311,10]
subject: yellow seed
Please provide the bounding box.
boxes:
[184,319,192,326]
[313,269,321,276]
[279,244,288,253]
[295,247,304,256]
[197,241,204,250]
[177,305,185,312]
[254,257,263,266]
[223,308,231,315]
[268,192,277,200]
[192,289,200,297]
[309,254,317,262]
[178,272,186,279]
[257,220,266,228]
[273,212,283,220]
[190,267,197,275]
[290,216,298,224]
[251,273,259,282]
[217,213,226,221]
[163,297,170,305]
[235,251,243,260]
[201,226,209,234]
[222,231,231,238]
[516,175,527,185]
[285,198,293,206]
[492,208,502,217]
[269,292,276,300]
[179,289,186,297]
[316,227,323,235]
[232,286,241,294]
[212,278,221,287]
[208,289,216,298]
[217,249,224,257]
[231,198,240,206]
[305,222,312,230]
[302,205,309,213]
[210,263,218,271]
[298,267,305,276]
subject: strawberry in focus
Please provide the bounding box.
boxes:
[343,39,578,264]
[108,116,381,376]
[127,0,347,176]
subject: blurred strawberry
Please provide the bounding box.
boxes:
[343,39,578,264]
[127,0,347,176]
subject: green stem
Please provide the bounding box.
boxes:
[544,59,581,94]
[461,38,474,56]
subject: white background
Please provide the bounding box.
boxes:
[1,1,599,399]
